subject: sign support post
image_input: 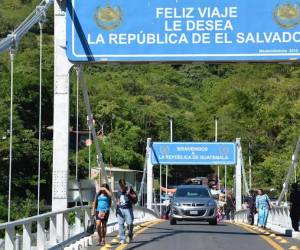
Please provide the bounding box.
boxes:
[235,138,242,211]
[146,138,153,210]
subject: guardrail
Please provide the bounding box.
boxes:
[235,206,300,239]
[0,206,92,250]
[0,205,159,250]
[63,206,159,250]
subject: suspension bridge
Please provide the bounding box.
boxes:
[0,0,299,249]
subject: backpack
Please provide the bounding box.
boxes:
[129,187,138,204]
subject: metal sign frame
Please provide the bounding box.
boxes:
[151,142,237,165]
[67,0,300,63]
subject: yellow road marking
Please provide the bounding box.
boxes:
[234,223,285,250]
[279,239,288,244]
[100,244,112,250]
[110,238,119,245]
[289,246,300,250]
[115,220,163,250]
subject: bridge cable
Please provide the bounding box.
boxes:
[0,0,53,54]
[8,46,16,222]
[37,19,45,215]
[78,66,117,210]
[137,155,147,205]
[75,64,79,181]
[277,136,300,205]
[241,157,250,196]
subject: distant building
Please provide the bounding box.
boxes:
[91,166,143,194]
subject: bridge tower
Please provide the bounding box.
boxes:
[52,0,73,241]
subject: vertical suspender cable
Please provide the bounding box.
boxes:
[86,115,91,179]
[8,47,15,222]
[37,21,43,215]
[160,164,162,214]
[75,67,79,180]
[294,164,297,183]
[88,120,91,179]
[225,165,227,203]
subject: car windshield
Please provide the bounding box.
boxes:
[176,188,210,198]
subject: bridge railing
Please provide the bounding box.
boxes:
[0,205,159,250]
[0,205,91,250]
[63,206,159,250]
[235,205,300,238]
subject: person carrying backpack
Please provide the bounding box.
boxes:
[92,183,112,246]
[116,179,137,244]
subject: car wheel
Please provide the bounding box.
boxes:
[209,218,217,225]
[170,218,177,225]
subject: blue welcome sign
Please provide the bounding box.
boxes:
[66,0,300,62]
[151,142,236,165]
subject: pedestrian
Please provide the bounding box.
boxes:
[225,192,235,221]
[256,189,272,228]
[92,183,112,246]
[245,189,257,225]
[116,179,137,244]
[217,206,224,222]
[290,183,300,231]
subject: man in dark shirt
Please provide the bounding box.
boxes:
[116,179,137,244]
[225,192,236,221]
[245,190,257,225]
[290,183,300,231]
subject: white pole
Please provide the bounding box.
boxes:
[225,165,227,203]
[214,117,218,142]
[37,21,43,215]
[165,166,168,191]
[8,48,15,222]
[294,164,297,183]
[146,138,153,209]
[88,129,91,179]
[170,117,173,142]
[235,138,242,211]
[75,68,79,181]
[160,164,162,216]
[52,0,73,241]
[166,117,173,196]
[87,116,91,179]
[215,116,220,201]
[249,143,252,189]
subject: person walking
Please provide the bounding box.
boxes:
[245,189,257,225]
[256,189,272,228]
[290,183,300,231]
[92,183,112,246]
[225,192,235,221]
[116,179,137,244]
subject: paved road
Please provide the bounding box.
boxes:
[124,221,279,250]
[89,220,300,250]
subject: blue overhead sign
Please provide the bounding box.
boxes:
[151,142,236,165]
[66,0,300,62]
